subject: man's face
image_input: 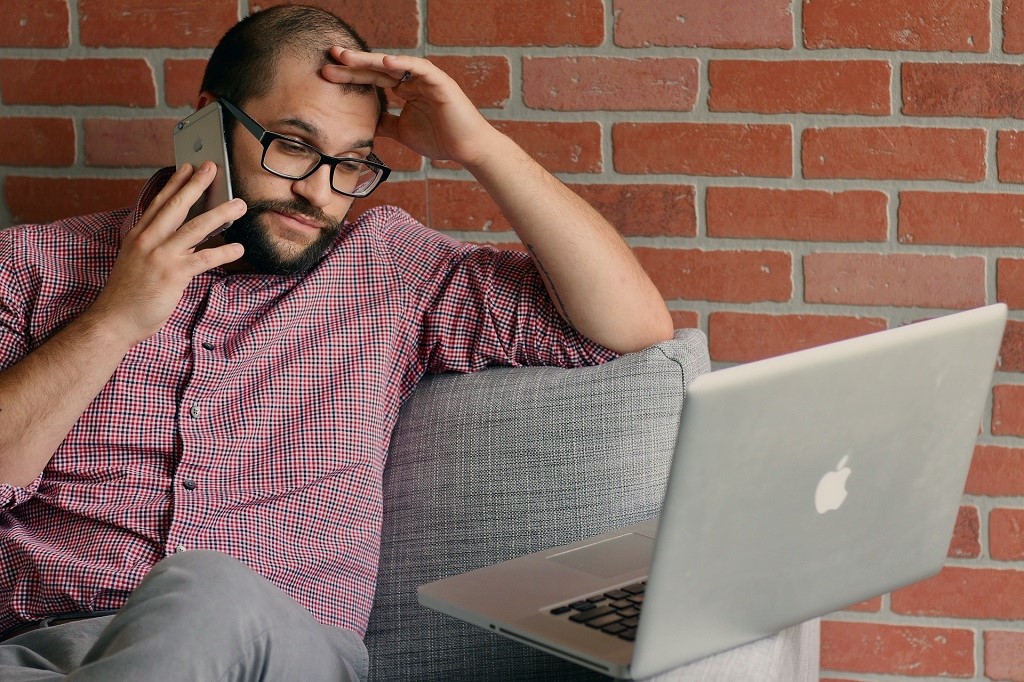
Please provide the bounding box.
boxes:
[221,54,380,275]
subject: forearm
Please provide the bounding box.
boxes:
[0,310,134,487]
[464,132,673,353]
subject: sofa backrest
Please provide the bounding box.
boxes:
[366,329,711,681]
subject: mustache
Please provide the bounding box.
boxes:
[244,197,338,229]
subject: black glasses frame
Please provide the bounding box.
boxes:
[217,97,391,198]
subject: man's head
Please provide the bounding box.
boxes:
[201,5,387,124]
[198,5,388,275]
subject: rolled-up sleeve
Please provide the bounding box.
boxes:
[1,473,42,510]
[0,229,40,509]
[379,207,619,373]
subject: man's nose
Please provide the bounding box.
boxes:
[291,165,333,208]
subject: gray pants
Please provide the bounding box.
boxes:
[0,550,368,681]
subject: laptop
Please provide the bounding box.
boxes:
[417,303,1008,679]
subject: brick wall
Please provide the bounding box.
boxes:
[2,0,1024,679]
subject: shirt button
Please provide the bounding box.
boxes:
[182,479,197,491]
[175,544,186,553]
[189,404,200,419]
[201,341,215,351]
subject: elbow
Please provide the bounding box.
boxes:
[601,308,676,355]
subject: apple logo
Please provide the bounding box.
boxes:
[815,455,851,514]
[193,137,204,153]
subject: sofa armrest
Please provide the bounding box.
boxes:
[365,330,709,681]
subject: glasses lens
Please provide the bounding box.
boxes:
[265,138,319,178]
[334,160,383,197]
[263,138,384,197]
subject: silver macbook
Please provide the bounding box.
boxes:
[418,304,1007,679]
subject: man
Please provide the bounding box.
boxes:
[0,5,672,680]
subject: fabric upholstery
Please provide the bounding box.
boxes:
[366,330,713,680]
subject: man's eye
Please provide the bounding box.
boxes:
[337,159,365,172]
[277,140,309,155]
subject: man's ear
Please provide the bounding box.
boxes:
[195,91,217,110]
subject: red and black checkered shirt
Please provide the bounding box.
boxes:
[0,169,616,637]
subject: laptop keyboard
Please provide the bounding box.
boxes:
[549,581,645,641]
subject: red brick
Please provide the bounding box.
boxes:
[804,253,986,309]
[164,59,207,108]
[903,63,1024,118]
[84,118,177,168]
[426,180,508,232]
[568,184,696,238]
[252,0,419,49]
[423,181,692,237]
[0,59,156,107]
[0,118,75,167]
[614,123,792,178]
[986,631,1024,681]
[0,0,69,47]
[998,131,1024,183]
[614,0,793,49]
[820,620,975,677]
[349,180,427,225]
[708,312,886,363]
[5,177,148,225]
[899,191,1024,247]
[802,127,986,182]
[1000,320,1024,373]
[892,566,1024,620]
[428,0,603,47]
[994,385,1024,437]
[524,57,698,112]
[491,121,602,174]
[669,310,699,330]
[1006,0,1024,54]
[706,187,888,242]
[79,0,237,48]
[999,258,1024,309]
[950,506,981,559]
[709,60,890,115]
[804,0,989,52]
[428,56,510,109]
[844,596,882,612]
[966,445,1024,497]
[372,137,422,173]
[633,248,792,303]
[991,508,1024,561]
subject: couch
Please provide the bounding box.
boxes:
[364,329,820,681]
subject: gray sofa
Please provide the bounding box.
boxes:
[364,329,819,681]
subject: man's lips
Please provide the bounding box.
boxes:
[271,210,326,231]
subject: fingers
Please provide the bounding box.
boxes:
[172,196,247,252]
[322,48,427,88]
[132,161,221,244]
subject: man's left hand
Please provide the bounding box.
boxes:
[321,48,501,170]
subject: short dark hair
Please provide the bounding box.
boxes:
[200,4,387,120]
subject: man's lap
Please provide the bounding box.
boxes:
[0,551,366,681]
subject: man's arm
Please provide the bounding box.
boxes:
[324,49,674,354]
[0,163,246,488]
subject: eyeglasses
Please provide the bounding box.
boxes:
[218,98,391,199]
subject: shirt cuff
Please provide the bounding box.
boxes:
[0,471,42,510]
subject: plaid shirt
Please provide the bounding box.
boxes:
[0,169,616,637]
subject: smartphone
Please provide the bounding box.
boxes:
[172,101,234,238]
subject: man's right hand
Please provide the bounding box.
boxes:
[0,162,246,489]
[90,161,246,347]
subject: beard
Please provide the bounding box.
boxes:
[221,164,347,275]
[220,198,344,275]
